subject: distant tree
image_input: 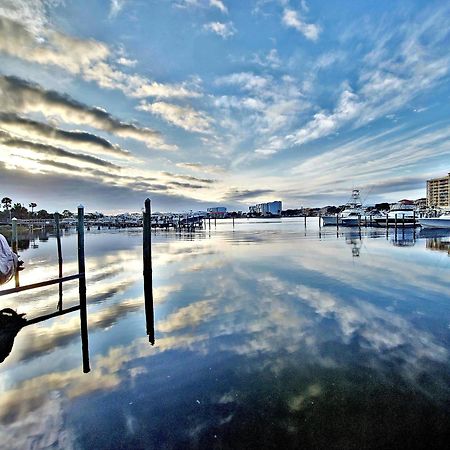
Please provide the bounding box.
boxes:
[36,209,50,219]
[62,209,73,218]
[29,202,37,215]
[11,203,29,219]
[1,197,12,212]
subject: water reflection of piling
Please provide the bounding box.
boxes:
[55,212,63,311]
[143,198,155,345]
[78,205,90,373]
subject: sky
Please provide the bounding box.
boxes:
[0,0,449,213]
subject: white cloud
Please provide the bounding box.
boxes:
[203,21,236,39]
[282,8,320,41]
[287,88,360,146]
[117,56,137,67]
[137,101,213,133]
[251,48,282,69]
[210,0,227,14]
[0,17,201,99]
[0,75,177,151]
[109,0,127,19]
[216,72,269,91]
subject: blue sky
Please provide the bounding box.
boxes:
[0,0,449,212]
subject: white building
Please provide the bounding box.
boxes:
[249,201,282,217]
[207,207,227,218]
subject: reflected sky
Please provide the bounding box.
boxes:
[0,219,449,449]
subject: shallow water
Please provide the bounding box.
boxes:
[0,218,449,449]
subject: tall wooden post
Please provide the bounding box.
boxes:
[413,210,416,228]
[232,216,235,227]
[319,213,322,228]
[394,214,398,231]
[143,198,155,345]
[11,217,17,252]
[402,214,405,229]
[304,215,306,227]
[55,212,63,311]
[77,205,90,373]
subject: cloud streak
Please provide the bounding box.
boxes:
[0,75,176,151]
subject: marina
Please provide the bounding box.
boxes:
[0,216,449,448]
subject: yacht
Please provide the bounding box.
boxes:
[374,200,418,227]
[419,213,450,229]
[322,190,365,226]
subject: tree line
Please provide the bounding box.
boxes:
[1,197,74,220]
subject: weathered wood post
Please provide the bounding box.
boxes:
[336,214,339,229]
[143,198,155,345]
[55,212,63,311]
[232,216,235,227]
[358,214,361,231]
[413,210,416,228]
[214,217,217,227]
[319,213,322,228]
[77,205,90,373]
[304,215,307,227]
[11,218,19,287]
[402,214,405,229]
[209,217,211,229]
[394,214,398,231]
[11,217,17,253]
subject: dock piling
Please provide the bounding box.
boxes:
[77,205,90,373]
[143,198,155,345]
[55,212,63,311]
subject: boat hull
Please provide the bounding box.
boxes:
[374,218,419,228]
[321,216,339,226]
[419,218,450,229]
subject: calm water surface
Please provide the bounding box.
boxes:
[0,218,449,449]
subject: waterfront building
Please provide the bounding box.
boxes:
[427,173,450,208]
[414,198,427,211]
[207,207,227,218]
[249,201,282,217]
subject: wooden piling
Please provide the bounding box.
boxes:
[143,198,155,345]
[77,205,90,373]
[232,216,235,227]
[394,214,398,231]
[304,215,307,227]
[336,214,339,229]
[413,210,416,228]
[319,213,322,228]
[11,218,19,288]
[11,217,17,253]
[55,212,63,311]
[358,214,361,230]
[402,214,405,229]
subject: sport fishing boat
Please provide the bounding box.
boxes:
[419,213,450,229]
[322,190,365,226]
[374,200,418,227]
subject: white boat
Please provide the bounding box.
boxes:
[419,214,450,229]
[374,200,418,227]
[322,190,365,226]
[0,234,18,285]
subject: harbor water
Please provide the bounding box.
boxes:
[0,218,449,449]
